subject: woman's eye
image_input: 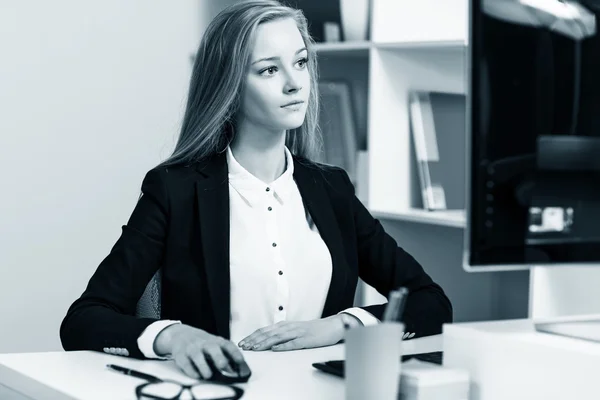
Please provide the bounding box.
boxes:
[261,66,277,76]
[260,58,308,76]
[297,58,308,68]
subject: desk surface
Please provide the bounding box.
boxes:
[0,335,442,400]
[445,317,600,356]
[442,318,600,400]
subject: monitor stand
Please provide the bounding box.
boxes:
[530,266,600,343]
[529,266,600,319]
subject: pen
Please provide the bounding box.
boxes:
[382,289,402,322]
[106,364,162,383]
[382,287,409,323]
[394,287,409,323]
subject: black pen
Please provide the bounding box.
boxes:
[106,364,162,383]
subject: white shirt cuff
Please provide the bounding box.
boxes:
[338,307,380,326]
[137,320,181,359]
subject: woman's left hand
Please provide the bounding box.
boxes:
[237,315,347,351]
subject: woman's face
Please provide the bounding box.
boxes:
[239,17,310,133]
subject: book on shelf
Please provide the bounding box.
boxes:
[317,80,358,185]
[408,91,466,211]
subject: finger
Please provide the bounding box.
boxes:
[239,322,287,347]
[253,329,298,351]
[187,348,212,380]
[238,327,270,348]
[271,338,305,351]
[244,323,296,350]
[204,343,230,373]
[221,340,246,366]
[238,321,286,350]
[408,332,415,339]
[174,353,201,379]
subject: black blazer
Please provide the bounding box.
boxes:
[60,152,452,359]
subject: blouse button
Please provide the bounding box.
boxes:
[272,243,277,247]
[278,306,284,311]
[268,206,273,211]
[266,187,270,192]
[278,270,283,275]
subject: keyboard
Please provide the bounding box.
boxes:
[312,351,444,378]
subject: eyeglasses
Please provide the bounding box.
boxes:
[106,364,244,400]
[136,380,244,400]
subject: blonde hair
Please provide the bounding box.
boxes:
[158,0,322,168]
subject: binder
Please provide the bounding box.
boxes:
[409,91,466,210]
[318,81,358,185]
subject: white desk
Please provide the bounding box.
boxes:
[443,318,600,400]
[0,335,442,400]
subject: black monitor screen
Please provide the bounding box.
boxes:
[468,0,600,267]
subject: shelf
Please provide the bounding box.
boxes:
[313,41,370,56]
[375,40,467,51]
[313,40,466,55]
[371,208,466,228]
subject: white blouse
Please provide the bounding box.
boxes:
[137,146,378,358]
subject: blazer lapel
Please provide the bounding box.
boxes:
[191,153,349,338]
[293,158,349,318]
[194,153,231,339]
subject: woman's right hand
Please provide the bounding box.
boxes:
[154,324,248,380]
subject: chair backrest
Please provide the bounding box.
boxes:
[136,269,162,319]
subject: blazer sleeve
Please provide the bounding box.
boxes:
[59,168,169,359]
[339,169,453,337]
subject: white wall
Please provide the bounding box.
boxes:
[0,1,202,353]
[375,220,530,323]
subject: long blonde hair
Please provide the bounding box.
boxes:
[158,0,322,168]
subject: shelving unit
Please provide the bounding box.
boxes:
[367,44,466,215]
[313,0,470,307]
[315,0,469,228]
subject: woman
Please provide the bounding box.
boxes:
[60,0,452,380]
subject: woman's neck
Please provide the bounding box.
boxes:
[229,130,287,184]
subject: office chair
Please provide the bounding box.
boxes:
[135,269,162,319]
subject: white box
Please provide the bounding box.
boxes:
[399,359,470,400]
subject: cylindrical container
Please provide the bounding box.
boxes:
[345,322,404,400]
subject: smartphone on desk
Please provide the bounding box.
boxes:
[312,351,444,378]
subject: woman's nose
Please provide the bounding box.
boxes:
[284,73,302,93]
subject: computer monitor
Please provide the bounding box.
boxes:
[464,0,600,271]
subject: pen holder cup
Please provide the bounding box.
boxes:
[344,322,404,400]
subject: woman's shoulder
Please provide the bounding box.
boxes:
[145,163,197,180]
[142,159,210,191]
[293,155,344,174]
[292,155,353,192]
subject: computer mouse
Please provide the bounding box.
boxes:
[205,356,252,384]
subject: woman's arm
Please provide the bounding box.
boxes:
[59,168,169,359]
[339,169,453,337]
